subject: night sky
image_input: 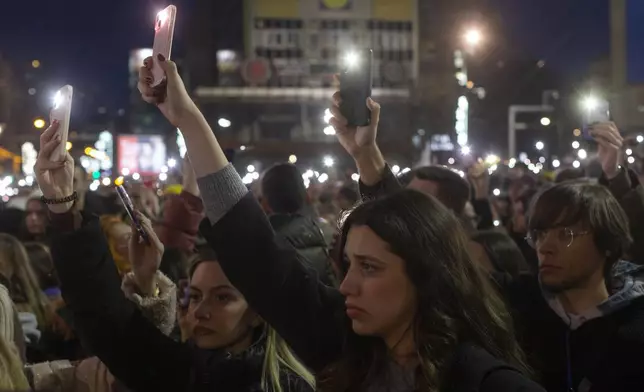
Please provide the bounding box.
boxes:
[0,0,632,109]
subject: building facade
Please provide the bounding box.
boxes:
[610,0,644,133]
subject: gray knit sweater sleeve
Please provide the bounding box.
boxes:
[196,164,249,224]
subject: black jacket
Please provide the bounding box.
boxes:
[269,211,337,287]
[199,193,545,392]
[50,213,311,392]
[500,267,644,392]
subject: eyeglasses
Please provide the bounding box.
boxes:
[525,227,591,249]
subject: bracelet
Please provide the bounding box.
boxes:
[41,191,78,205]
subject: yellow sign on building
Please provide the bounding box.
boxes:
[253,0,300,18]
[372,0,413,21]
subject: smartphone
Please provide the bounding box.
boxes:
[339,49,373,127]
[116,185,150,243]
[50,85,73,162]
[151,5,177,87]
[582,98,610,140]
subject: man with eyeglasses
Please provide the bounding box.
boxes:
[503,122,644,392]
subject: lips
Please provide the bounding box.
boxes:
[192,326,215,336]
[345,304,367,319]
[539,264,561,272]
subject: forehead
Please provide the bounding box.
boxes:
[26,200,44,211]
[345,225,389,253]
[407,177,439,197]
[191,261,234,289]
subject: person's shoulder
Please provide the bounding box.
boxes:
[449,343,545,392]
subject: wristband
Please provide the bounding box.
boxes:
[42,192,78,205]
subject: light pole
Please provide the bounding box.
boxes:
[508,105,554,158]
[454,28,484,148]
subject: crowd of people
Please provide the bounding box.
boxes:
[0,54,642,392]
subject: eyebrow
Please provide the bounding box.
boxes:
[188,284,235,293]
[351,253,388,265]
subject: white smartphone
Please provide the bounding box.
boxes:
[151,5,177,87]
[50,85,73,162]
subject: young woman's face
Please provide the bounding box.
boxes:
[25,200,47,236]
[188,261,260,352]
[340,225,417,346]
[108,222,132,257]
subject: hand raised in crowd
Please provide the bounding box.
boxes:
[34,120,75,214]
[329,91,381,159]
[591,121,623,179]
[128,211,164,296]
[138,55,198,128]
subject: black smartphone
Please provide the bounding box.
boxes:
[339,48,373,127]
[582,98,610,141]
[115,185,150,244]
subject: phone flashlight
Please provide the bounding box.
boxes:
[53,91,63,109]
[344,51,360,69]
[156,9,168,30]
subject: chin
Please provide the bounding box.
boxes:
[193,335,225,350]
[539,277,569,293]
[350,320,377,336]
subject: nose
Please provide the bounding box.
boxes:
[339,268,360,297]
[536,231,557,256]
[192,300,212,321]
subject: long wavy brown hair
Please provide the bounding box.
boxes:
[0,233,51,328]
[318,189,530,391]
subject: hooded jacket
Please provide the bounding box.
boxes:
[268,211,337,287]
[503,261,644,392]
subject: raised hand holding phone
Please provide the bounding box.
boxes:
[138,55,197,128]
[49,85,73,162]
[128,211,164,296]
[339,49,373,127]
[34,121,75,214]
[581,96,610,141]
[151,5,177,87]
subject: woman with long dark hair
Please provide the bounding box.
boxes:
[135,55,543,391]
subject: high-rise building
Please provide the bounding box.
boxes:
[610,0,644,132]
[187,0,488,166]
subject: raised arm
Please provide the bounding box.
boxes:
[137,56,346,371]
[33,121,210,391]
[328,91,402,199]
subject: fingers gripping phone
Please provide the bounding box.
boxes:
[50,85,73,162]
[582,97,610,140]
[339,49,373,127]
[152,5,177,87]
[116,185,150,244]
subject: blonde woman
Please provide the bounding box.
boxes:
[34,120,314,391]
[0,234,51,330]
[0,283,30,391]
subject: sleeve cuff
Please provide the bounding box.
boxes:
[122,271,177,336]
[359,163,395,200]
[197,164,249,225]
[600,166,634,199]
[48,210,82,232]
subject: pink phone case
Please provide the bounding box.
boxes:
[152,5,177,87]
[49,85,73,162]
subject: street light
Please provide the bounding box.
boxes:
[218,118,231,128]
[552,159,561,168]
[33,118,46,129]
[323,156,334,167]
[464,29,483,48]
[572,141,580,149]
[540,117,551,126]
[578,149,587,160]
[535,141,545,151]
